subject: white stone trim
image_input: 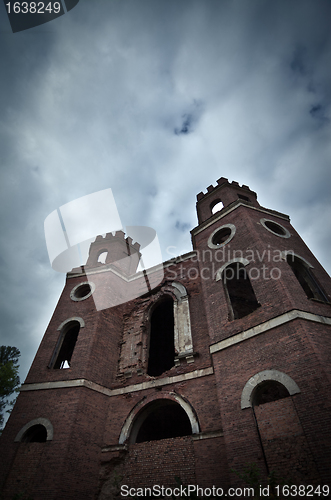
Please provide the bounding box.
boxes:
[119,392,200,444]
[192,202,290,237]
[260,218,291,238]
[172,282,193,356]
[70,281,95,301]
[57,317,85,331]
[210,310,331,354]
[14,418,53,442]
[192,430,223,440]
[207,224,236,250]
[20,367,214,397]
[281,251,314,268]
[241,370,301,409]
[215,258,251,282]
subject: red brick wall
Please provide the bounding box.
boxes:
[211,319,331,485]
[255,398,320,484]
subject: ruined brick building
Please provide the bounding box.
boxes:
[0,178,331,499]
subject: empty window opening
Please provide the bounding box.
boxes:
[147,299,175,377]
[287,255,328,302]
[212,227,231,246]
[252,381,290,407]
[238,194,250,202]
[21,424,47,443]
[211,200,224,215]
[223,263,260,319]
[264,220,286,236]
[53,322,80,369]
[73,283,91,299]
[135,401,192,443]
[98,251,108,264]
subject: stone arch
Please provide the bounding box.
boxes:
[119,392,200,444]
[241,370,301,409]
[215,258,250,282]
[14,418,53,442]
[57,317,85,331]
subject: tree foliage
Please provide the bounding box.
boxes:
[0,346,20,429]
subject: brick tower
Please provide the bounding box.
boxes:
[0,178,330,500]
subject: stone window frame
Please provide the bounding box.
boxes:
[207,224,236,250]
[215,257,251,282]
[241,370,301,409]
[14,418,53,442]
[118,392,200,444]
[282,251,329,303]
[147,282,194,366]
[70,281,95,302]
[119,282,194,378]
[260,218,291,239]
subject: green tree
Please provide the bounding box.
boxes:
[0,346,20,430]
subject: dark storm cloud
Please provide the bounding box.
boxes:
[0,0,330,416]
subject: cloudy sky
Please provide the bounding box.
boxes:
[0,0,330,401]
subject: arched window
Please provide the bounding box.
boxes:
[49,319,82,369]
[241,370,301,409]
[286,254,328,302]
[14,418,53,443]
[252,380,290,407]
[21,424,47,443]
[132,400,193,443]
[147,298,175,376]
[222,262,260,319]
[210,199,224,215]
[97,251,108,264]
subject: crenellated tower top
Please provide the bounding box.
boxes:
[84,230,141,276]
[196,177,259,224]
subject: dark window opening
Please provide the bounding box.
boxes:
[212,227,231,246]
[264,220,286,236]
[74,283,91,299]
[253,381,290,407]
[53,322,80,369]
[223,263,260,319]
[136,401,192,443]
[21,424,47,443]
[147,299,175,377]
[238,194,250,202]
[287,255,328,302]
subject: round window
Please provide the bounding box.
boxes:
[70,282,95,302]
[208,224,236,249]
[260,219,290,238]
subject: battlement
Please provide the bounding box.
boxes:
[196,177,256,201]
[93,231,141,254]
[196,177,259,224]
[85,230,142,275]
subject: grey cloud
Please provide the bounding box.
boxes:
[0,0,330,418]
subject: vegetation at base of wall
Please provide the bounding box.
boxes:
[0,346,21,432]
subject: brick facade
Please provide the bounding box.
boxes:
[0,178,330,499]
